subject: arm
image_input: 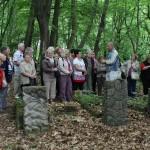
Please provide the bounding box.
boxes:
[20,63,33,78]
[42,59,55,73]
[105,52,118,65]
[58,58,69,74]
[141,63,150,70]
[13,52,20,66]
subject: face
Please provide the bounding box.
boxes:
[107,44,113,51]
[29,51,33,58]
[91,52,95,58]
[71,52,74,58]
[87,52,91,58]
[77,52,81,58]
[46,51,53,58]
[61,50,65,58]
[65,52,70,58]
[20,45,25,52]
[24,55,31,63]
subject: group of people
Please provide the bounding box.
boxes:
[0,41,150,111]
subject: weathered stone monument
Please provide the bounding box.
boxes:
[23,86,49,133]
[103,80,128,126]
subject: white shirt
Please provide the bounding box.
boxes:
[13,50,24,75]
[73,58,85,76]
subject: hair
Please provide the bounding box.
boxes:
[18,43,24,49]
[47,47,55,53]
[25,47,34,53]
[107,42,114,47]
[55,47,61,54]
[1,47,8,53]
[74,49,81,57]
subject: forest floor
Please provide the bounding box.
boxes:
[0,95,150,150]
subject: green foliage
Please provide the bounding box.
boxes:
[75,92,103,117]
[0,0,149,60]
[128,96,148,111]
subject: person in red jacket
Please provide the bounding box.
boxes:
[140,55,150,95]
[0,52,7,112]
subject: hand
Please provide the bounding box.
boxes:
[30,75,36,79]
[101,59,106,63]
[53,68,58,71]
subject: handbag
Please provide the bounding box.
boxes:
[73,74,85,82]
[131,71,139,80]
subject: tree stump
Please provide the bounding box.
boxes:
[23,86,49,133]
[102,80,128,126]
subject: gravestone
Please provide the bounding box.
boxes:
[103,80,128,126]
[23,86,49,133]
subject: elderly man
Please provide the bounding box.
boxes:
[13,43,25,98]
[103,42,121,81]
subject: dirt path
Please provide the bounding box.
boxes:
[0,99,150,150]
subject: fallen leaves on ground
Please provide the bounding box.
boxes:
[0,99,149,150]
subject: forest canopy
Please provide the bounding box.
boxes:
[0,0,150,60]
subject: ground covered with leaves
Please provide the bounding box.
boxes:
[0,96,150,150]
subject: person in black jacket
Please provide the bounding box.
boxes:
[140,55,150,95]
[1,47,14,84]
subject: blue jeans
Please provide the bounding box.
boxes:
[0,87,8,111]
[127,76,136,97]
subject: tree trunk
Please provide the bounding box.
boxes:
[32,0,52,52]
[94,0,109,55]
[67,0,77,49]
[24,1,35,48]
[78,0,98,49]
[49,0,61,47]
[0,0,15,47]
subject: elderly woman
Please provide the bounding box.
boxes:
[123,53,140,97]
[25,47,36,68]
[42,47,57,103]
[58,49,73,102]
[20,52,36,88]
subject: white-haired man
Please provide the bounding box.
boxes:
[13,43,25,98]
[103,42,121,81]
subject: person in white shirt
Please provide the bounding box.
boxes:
[13,43,25,98]
[73,50,86,91]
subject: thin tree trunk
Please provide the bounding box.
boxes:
[49,0,61,47]
[0,0,15,47]
[136,0,140,51]
[94,0,109,55]
[24,1,35,47]
[67,0,77,49]
[78,0,98,49]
